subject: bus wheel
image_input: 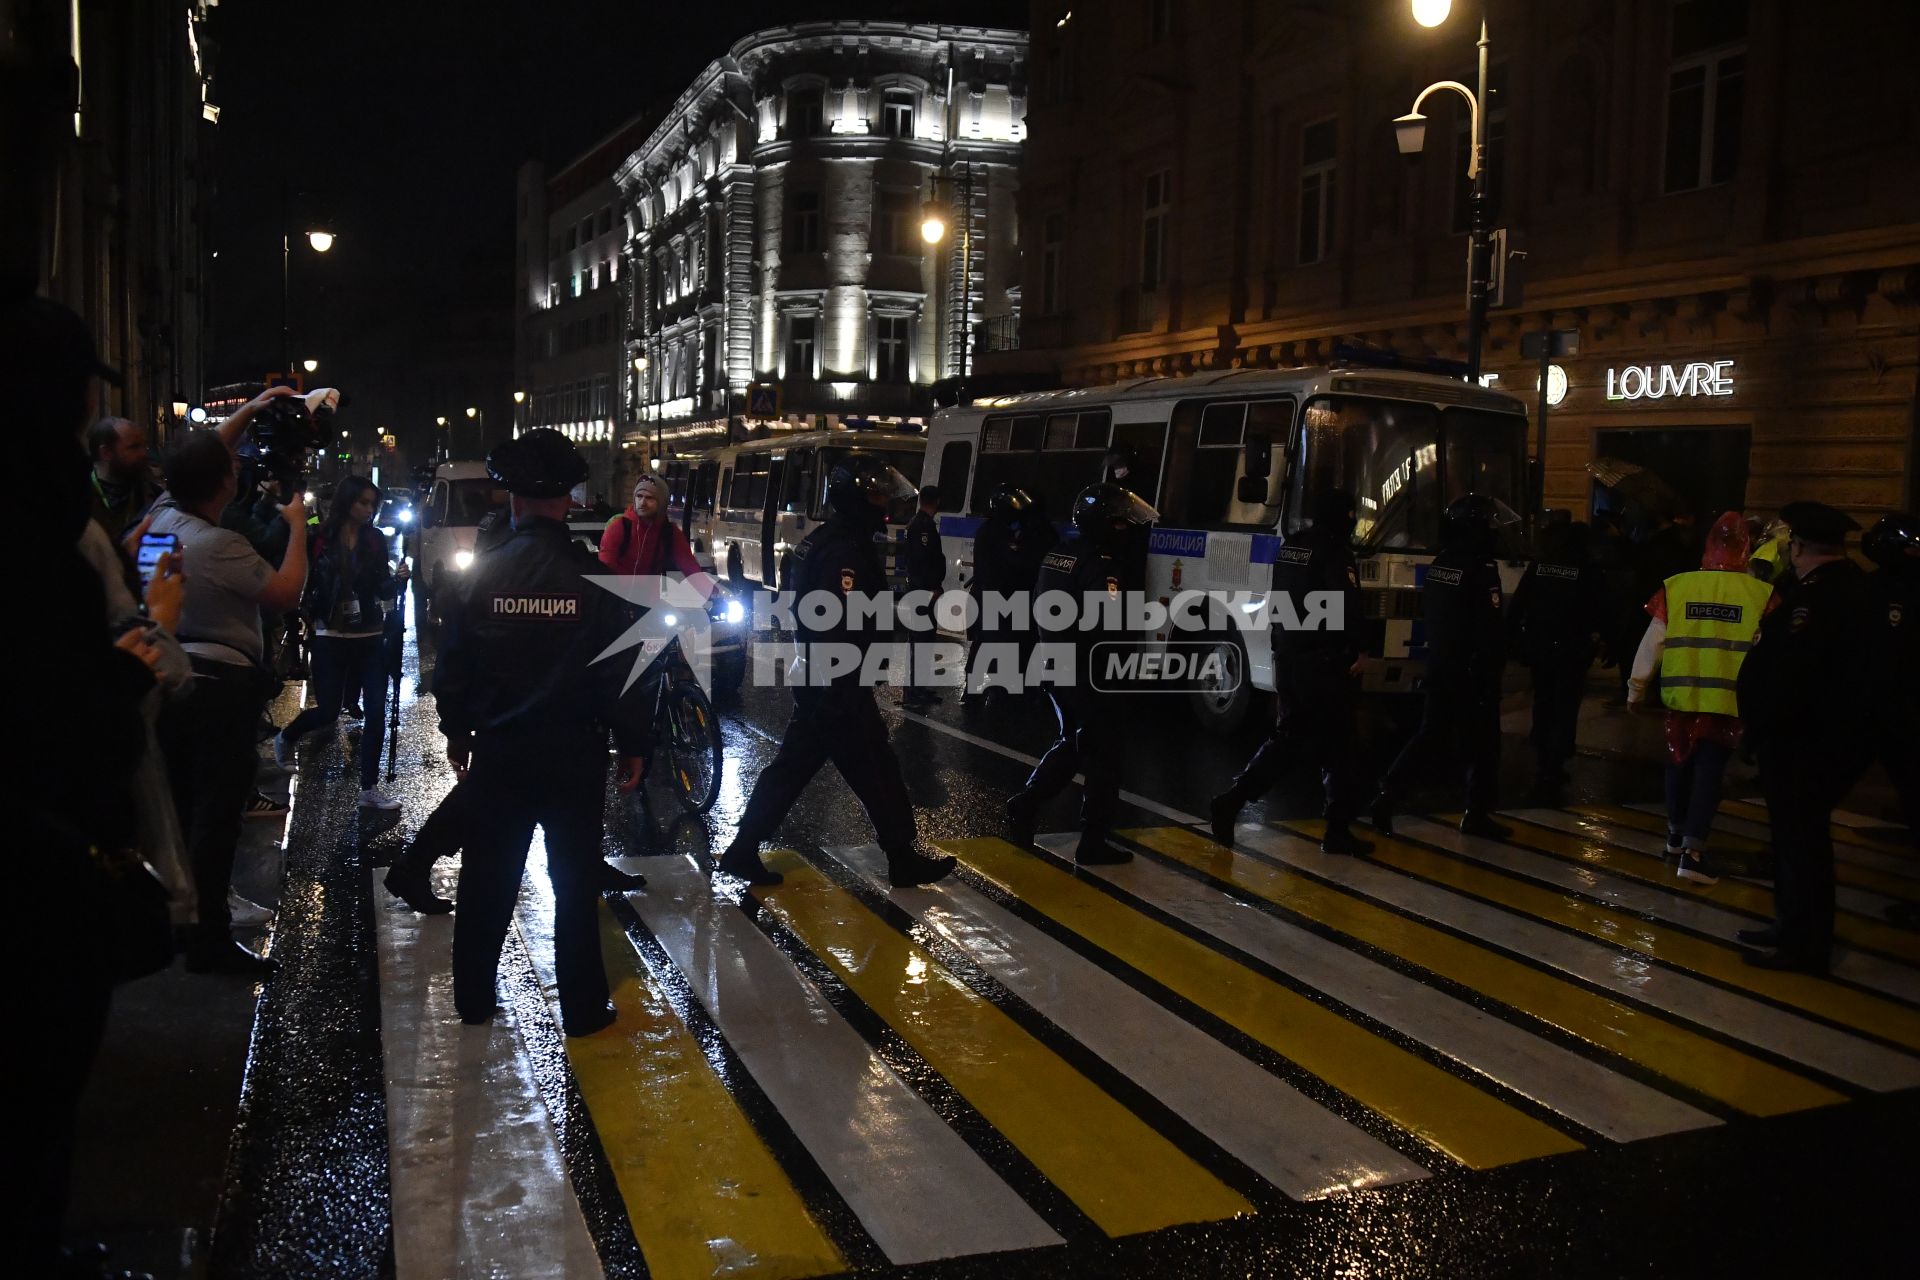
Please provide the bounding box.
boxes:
[1188,633,1252,733]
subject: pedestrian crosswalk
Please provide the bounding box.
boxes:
[375,803,1918,1280]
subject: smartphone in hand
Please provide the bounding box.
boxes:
[136,532,178,591]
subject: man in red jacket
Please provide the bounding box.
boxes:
[599,474,710,581]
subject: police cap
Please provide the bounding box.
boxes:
[486,428,587,497]
[1778,500,1859,549]
[1862,511,1920,570]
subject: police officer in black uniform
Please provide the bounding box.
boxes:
[901,484,946,709]
[1371,494,1518,839]
[717,460,957,888]
[1737,501,1875,972]
[1862,512,1919,836]
[1005,482,1158,865]
[1208,488,1372,856]
[1508,519,1611,795]
[430,429,654,1035]
[962,484,1031,704]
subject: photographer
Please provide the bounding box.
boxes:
[274,476,407,809]
[149,406,309,976]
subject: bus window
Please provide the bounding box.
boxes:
[1009,415,1043,451]
[718,467,733,511]
[1288,396,1442,550]
[1032,409,1113,517]
[935,440,972,509]
[779,447,816,514]
[1110,420,1167,508]
[731,454,771,511]
[1441,408,1526,507]
[1161,400,1263,529]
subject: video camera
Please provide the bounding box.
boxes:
[236,387,338,491]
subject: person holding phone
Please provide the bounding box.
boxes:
[274,476,408,809]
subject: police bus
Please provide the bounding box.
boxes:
[677,428,927,588]
[920,363,1531,730]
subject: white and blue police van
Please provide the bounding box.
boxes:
[919,362,1532,731]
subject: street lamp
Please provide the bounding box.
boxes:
[303,358,319,373]
[920,167,975,381]
[1398,4,1492,379]
[919,202,947,245]
[282,226,334,375]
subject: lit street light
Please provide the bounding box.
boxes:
[282,224,334,374]
[1397,1,1492,379]
[919,204,947,245]
[303,358,319,373]
[307,230,335,253]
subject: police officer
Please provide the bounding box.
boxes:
[430,429,654,1035]
[901,484,946,709]
[1861,512,1918,835]
[1208,488,1372,856]
[962,484,1031,704]
[1371,494,1518,840]
[718,460,956,888]
[1509,519,1611,795]
[1005,482,1158,865]
[1735,501,1872,973]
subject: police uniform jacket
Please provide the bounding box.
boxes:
[971,511,1023,596]
[1421,545,1506,689]
[1269,524,1362,666]
[1509,555,1609,665]
[1034,535,1127,685]
[433,515,652,753]
[792,512,891,688]
[473,506,515,556]
[904,509,945,592]
[1736,557,1872,763]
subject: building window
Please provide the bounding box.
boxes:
[565,226,577,251]
[789,89,825,139]
[595,312,611,344]
[1663,0,1747,193]
[789,190,821,253]
[786,313,818,380]
[882,89,915,139]
[1452,62,1508,232]
[1040,212,1066,314]
[1148,0,1174,43]
[874,189,915,255]
[1045,38,1074,105]
[1298,118,1338,265]
[1140,169,1171,290]
[571,272,581,299]
[875,314,910,383]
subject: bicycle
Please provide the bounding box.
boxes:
[638,633,725,815]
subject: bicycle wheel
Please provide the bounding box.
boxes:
[664,677,724,815]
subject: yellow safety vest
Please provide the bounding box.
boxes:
[1749,533,1790,583]
[1659,570,1773,717]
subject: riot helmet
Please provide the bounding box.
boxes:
[826,456,918,529]
[1070,481,1159,547]
[486,427,588,497]
[1863,511,1920,575]
[986,484,1034,519]
[1442,492,1521,552]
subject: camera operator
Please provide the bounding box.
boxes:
[148,400,310,976]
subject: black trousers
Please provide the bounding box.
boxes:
[1020,688,1123,835]
[159,661,270,937]
[734,688,917,855]
[1529,653,1591,776]
[1223,657,1358,825]
[1760,753,1861,963]
[1381,671,1502,815]
[452,733,610,1028]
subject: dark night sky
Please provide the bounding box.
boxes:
[206,0,1025,458]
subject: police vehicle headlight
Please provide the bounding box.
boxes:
[723,598,746,626]
[453,549,476,571]
[396,509,413,523]
[381,525,397,537]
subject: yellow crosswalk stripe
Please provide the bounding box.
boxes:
[1125,826,1842,1118]
[1282,821,1920,1054]
[551,906,845,1280]
[1504,810,1920,962]
[750,851,1253,1237]
[1584,804,1920,904]
[940,837,1581,1170]
[1722,799,1916,859]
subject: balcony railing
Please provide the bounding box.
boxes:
[980,312,1021,352]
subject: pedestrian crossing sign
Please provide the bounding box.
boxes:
[747,383,781,418]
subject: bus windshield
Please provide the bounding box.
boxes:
[1286,396,1525,551]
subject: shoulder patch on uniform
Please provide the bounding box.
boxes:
[1275,545,1313,564]
[1041,550,1076,574]
[839,567,857,593]
[489,592,580,620]
[1890,602,1904,628]
[1106,575,1121,600]
[1426,566,1464,586]
[1536,563,1580,580]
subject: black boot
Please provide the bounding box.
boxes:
[1004,792,1038,849]
[717,842,782,886]
[1735,924,1781,948]
[385,855,454,914]
[1321,823,1373,857]
[185,936,277,977]
[887,847,957,887]
[1458,811,1512,840]
[1369,790,1395,836]
[563,1001,618,1037]
[1075,831,1132,865]
[1207,793,1241,848]
[598,861,648,892]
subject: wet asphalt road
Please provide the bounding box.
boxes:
[207,616,1918,1279]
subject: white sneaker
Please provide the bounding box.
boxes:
[228,890,275,926]
[358,786,401,812]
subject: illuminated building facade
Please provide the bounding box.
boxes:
[989,0,1920,523]
[617,21,1027,456]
